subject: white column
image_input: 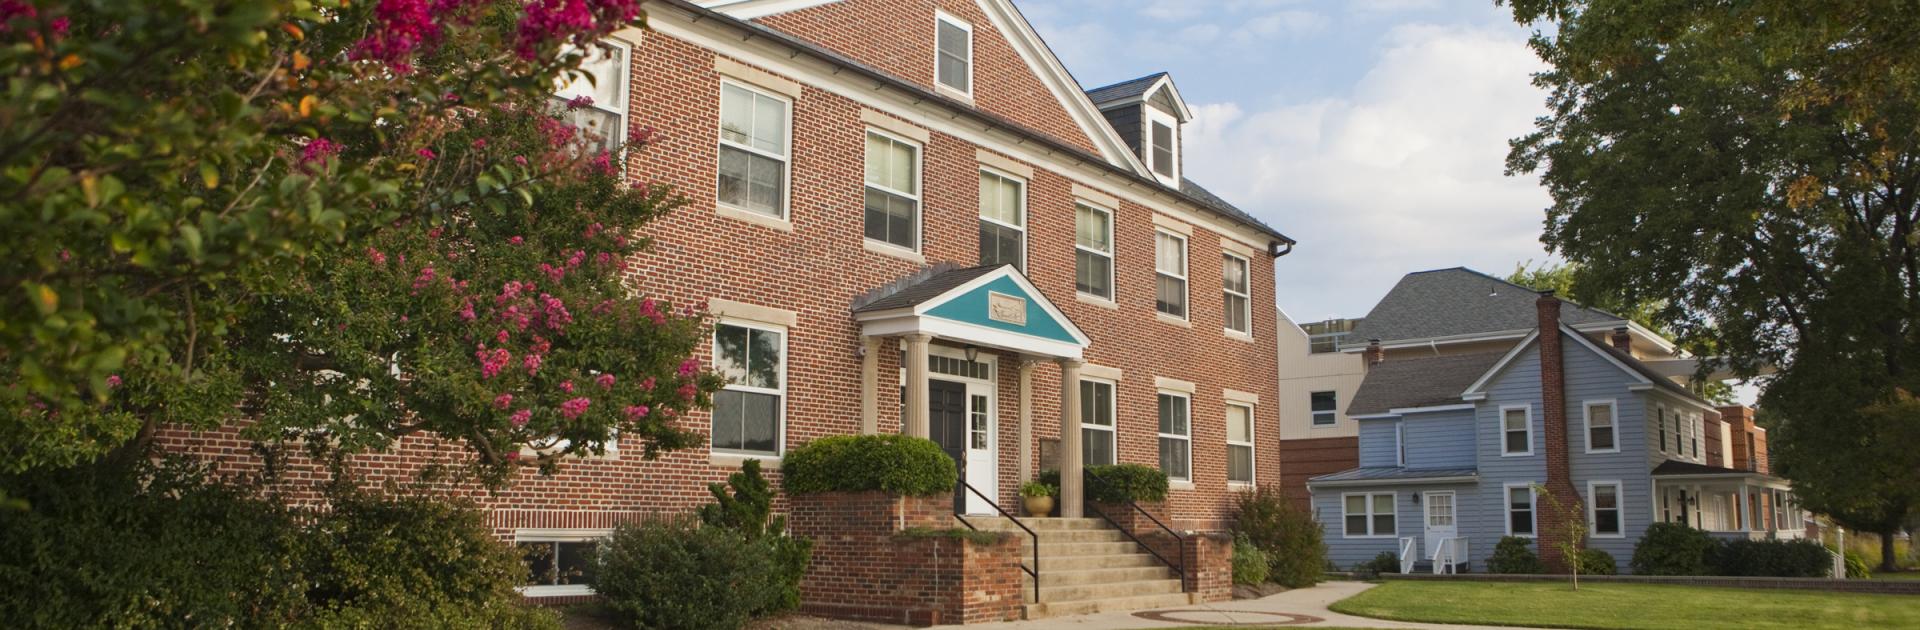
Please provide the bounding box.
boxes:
[1058,358,1085,518]
[1739,484,1751,532]
[860,336,882,435]
[903,333,932,439]
[1017,358,1035,484]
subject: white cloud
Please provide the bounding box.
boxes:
[1347,0,1443,15]
[1182,23,1554,319]
[1231,10,1331,43]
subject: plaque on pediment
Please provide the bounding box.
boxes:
[987,291,1027,326]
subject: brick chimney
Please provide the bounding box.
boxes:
[1610,326,1632,353]
[1363,339,1385,368]
[1536,291,1580,571]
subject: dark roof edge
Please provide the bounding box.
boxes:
[653,0,1295,246]
[1410,266,1630,321]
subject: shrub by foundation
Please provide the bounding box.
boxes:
[780,435,955,496]
[1231,487,1325,587]
[1486,536,1547,574]
[1630,523,1718,576]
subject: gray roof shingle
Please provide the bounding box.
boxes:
[852,265,1004,313]
[1309,466,1479,484]
[1591,338,1718,408]
[1084,73,1166,107]
[1346,351,1507,416]
[1344,268,1625,348]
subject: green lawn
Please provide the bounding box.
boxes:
[1329,580,1920,630]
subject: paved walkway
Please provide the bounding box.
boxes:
[937,581,1534,630]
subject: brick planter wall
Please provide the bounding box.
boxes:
[788,491,1023,625]
[1181,532,1234,602]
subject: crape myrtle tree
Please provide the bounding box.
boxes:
[1500,0,1920,569]
[1,0,721,487]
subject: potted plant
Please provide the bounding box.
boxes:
[1020,480,1056,517]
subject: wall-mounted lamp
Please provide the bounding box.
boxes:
[1412,493,1422,505]
[964,344,980,362]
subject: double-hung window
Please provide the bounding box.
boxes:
[1502,405,1532,456]
[1145,107,1178,182]
[1080,379,1116,466]
[1310,391,1337,426]
[934,13,971,95]
[712,321,785,456]
[978,170,1026,271]
[1585,400,1617,453]
[1075,203,1113,299]
[1657,407,1669,454]
[551,42,630,155]
[1507,484,1537,536]
[863,131,920,251]
[1157,392,1191,483]
[1590,481,1623,537]
[1343,492,1396,537]
[1222,252,1251,335]
[1689,413,1701,459]
[1154,231,1188,319]
[1226,403,1255,486]
[717,82,790,219]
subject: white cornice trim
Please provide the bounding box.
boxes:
[1458,329,1540,398]
[697,0,841,19]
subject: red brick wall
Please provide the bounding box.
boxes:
[789,491,1022,625]
[1536,296,1579,572]
[1181,532,1234,602]
[1277,436,1358,510]
[754,0,1101,156]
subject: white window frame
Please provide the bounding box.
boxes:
[1310,390,1338,427]
[978,167,1028,271]
[1504,482,1538,537]
[1395,420,1407,467]
[715,78,793,221]
[933,11,973,98]
[1657,405,1669,454]
[1144,106,1180,185]
[862,128,923,253]
[1584,399,1619,454]
[1690,412,1702,461]
[1081,377,1118,467]
[1225,402,1256,487]
[1222,251,1252,336]
[1074,201,1115,302]
[552,40,631,151]
[1157,390,1193,484]
[1501,404,1534,457]
[1341,491,1398,538]
[711,318,788,458]
[514,528,613,597]
[1588,480,1625,538]
[1154,229,1189,320]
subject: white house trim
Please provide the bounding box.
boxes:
[697,0,841,19]
[1459,330,1540,399]
[969,0,1154,176]
[1091,73,1194,120]
[1587,479,1626,538]
[1503,482,1538,538]
[1583,398,1620,454]
[1500,404,1534,457]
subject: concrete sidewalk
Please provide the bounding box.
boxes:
[935,580,1533,629]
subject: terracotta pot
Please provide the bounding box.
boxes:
[1023,495,1054,517]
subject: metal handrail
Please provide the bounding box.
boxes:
[952,481,1041,603]
[1082,469,1187,582]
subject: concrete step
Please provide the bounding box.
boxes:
[1034,578,1182,603]
[1034,565,1173,587]
[1034,552,1166,571]
[1022,591,1196,619]
[965,516,1110,531]
[1008,528,1132,544]
[1020,540,1140,557]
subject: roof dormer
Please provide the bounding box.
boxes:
[1085,73,1193,188]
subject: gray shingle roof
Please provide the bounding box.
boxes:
[1346,351,1507,416]
[1178,178,1273,245]
[1590,338,1718,408]
[1344,268,1625,348]
[852,265,1004,313]
[1084,73,1166,107]
[1309,466,1479,484]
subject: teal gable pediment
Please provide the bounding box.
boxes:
[924,276,1081,345]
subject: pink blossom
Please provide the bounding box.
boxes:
[510,409,532,427]
[427,226,444,239]
[591,151,614,175]
[412,266,437,289]
[566,249,585,268]
[106,375,121,388]
[566,95,594,109]
[514,155,529,166]
[49,16,68,37]
[471,138,487,149]
[539,262,565,282]
[367,247,387,266]
[560,381,575,394]
[476,347,512,380]
[509,235,524,245]
[458,300,476,321]
[515,0,644,60]
[299,138,342,171]
[523,353,543,375]
[585,222,603,239]
[678,357,700,377]
[496,329,510,343]
[505,450,521,460]
[560,397,592,419]
[493,393,514,409]
[623,405,649,420]
[443,91,460,102]
[628,125,657,146]
[640,377,656,391]
[595,252,613,267]
[596,374,616,390]
[531,337,552,355]
[540,294,573,330]
[677,383,697,401]
[496,280,526,305]
[417,148,437,160]
[350,0,442,72]
[58,249,70,262]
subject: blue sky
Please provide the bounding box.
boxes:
[1022,0,1555,323]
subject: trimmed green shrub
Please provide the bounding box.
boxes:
[1231,487,1326,587]
[1486,536,1547,574]
[1019,479,1056,498]
[1630,522,1717,575]
[1037,464,1172,505]
[696,459,811,616]
[781,435,955,496]
[1575,548,1619,576]
[596,517,793,630]
[1232,534,1271,585]
[1353,551,1400,577]
[1710,539,1830,577]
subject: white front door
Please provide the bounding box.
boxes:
[1423,491,1457,560]
[962,382,996,515]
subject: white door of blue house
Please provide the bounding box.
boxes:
[915,349,998,515]
[1423,491,1457,559]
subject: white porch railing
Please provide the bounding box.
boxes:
[1430,537,1467,574]
[1831,549,1847,580]
[1399,537,1417,574]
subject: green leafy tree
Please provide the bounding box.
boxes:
[1499,0,1920,570]
[1532,483,1588,589]
[1506,261,1733,404]
[1,0,720,485]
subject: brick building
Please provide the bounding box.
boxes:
[160,0,1292,619]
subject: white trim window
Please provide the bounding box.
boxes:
[1343,492,1397,538]
[1501,405,1533,456]
[1080,378,1117,466]
[1226,403,1255,486]
[1395,421,1407,467]
[1074,202,1114,300]
[1689,413,1702,460]
[934,11,972,96]
[1657,406,1670,454]
[551,41,630,154]
[863,130,921,251]
[717,81,791,219]
[1506,483,1538,537]
[1589,481,1624,537]
[1144,106,1179,184]
[1157,391,1191,482]
[978,169,1026,271]
[1154,230,1188,319]
[712,320,786,456]
[1584,400,1618,453]
[1222,252,1251,335]
[516,529,611,597]
[1310,391,1337,426]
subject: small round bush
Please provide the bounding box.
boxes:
[1231,487,1326,587]
[597,517,792,630]
[1486,536,1546,574]
[1631,522,1716,575]
[1711,539,1831,577]
[1575,548,1618,575]
[1037,464,1172,504]
[780,434,955,496]
[1232,534,1271,585]
[1353,551,1400,577]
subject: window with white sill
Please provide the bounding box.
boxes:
[935,13,971,95]
[1157,391,1191,483]
[1155,230,1187,319]
[1222,252,1250,335]
[1075,203,1113,300]
[1343,492,1396,537]
[1226,403,1255,485]
[1080,379,1116,466]
[978,170,1026,271]
[717,81,790,219]
[712,321,784,456]
[863,130,920,251]
[551,41,629,155]
[1310,391,1337,426]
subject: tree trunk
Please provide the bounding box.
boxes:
[1884,529,1900,573]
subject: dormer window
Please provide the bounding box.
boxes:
[935,12,972,96]
[1087,73,1191,188]
[1147,108,1177,181]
